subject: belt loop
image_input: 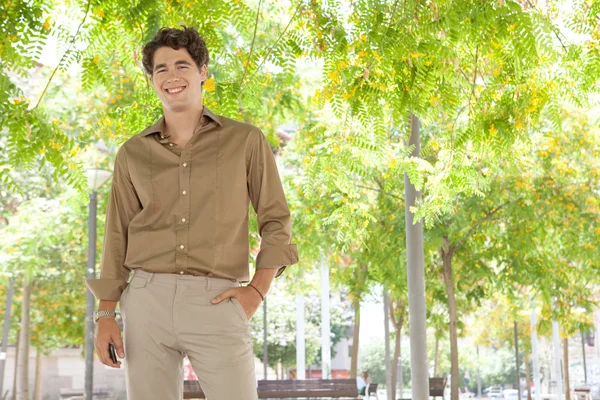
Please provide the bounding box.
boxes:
[146,271,154,283]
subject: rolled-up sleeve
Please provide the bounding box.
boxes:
[83,146,141,301]
[247,128,299,277]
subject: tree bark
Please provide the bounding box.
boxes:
[11,329,19,400]
[384,292,392,400]
[524,354,532,400]
[441,238,459,400]
[389,299,405,399]
[433,335,439,377]
[515,322,521,399]
[16,279,32,400]
[563,337,570,400]
[350,300,361,379]
[33,349,42,400]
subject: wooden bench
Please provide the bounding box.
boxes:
[183,379,360,399]
[258,379,360,398]
[366,383,379,399]
[430,377,447,399]
[59,387,112,399]
[573,386,592,400]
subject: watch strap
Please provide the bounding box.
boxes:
[94,309,117,323]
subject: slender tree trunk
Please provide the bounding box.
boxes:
[11,330,19,400]
[404,114,429,400]
[389,298,404,400]
[392,329,401,397]
[16,279,31,400]
[433,335,439,376]
[515,322,521,399]
[384,292,392,400]
[350,300,361,379]
[441,239,459,400]
[33,349,42,400]
[525,354,532,400]
[563,338,570,400]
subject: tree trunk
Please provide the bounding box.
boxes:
[515,322,521,398]
[16,279,32,400]
[441,238,459,400]
[392,328,401,398]
[350,300,361,379]
[403,114,429,400]
[389,298,405,400]
[11,330,19,400]
[384,292,392,400]
[33,349,42,400]
[433,335,439,377]
[524,354,532,400]
[563,338,570,400]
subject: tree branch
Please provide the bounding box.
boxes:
[452,200,513,254]
[237,0,302,99]
[353,182,403,201]
[33,0,92,110]
[238,0,263,90]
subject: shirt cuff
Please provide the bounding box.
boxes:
[83,278,128,301]
[255,244,299,278]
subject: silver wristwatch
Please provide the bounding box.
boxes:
[94,309,117,323]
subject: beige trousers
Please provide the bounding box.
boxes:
[119,269,258,400]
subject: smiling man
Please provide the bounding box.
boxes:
[83,25,299,400]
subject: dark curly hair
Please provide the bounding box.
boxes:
[142,25,210,86]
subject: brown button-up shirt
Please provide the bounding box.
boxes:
[83,105,299,301]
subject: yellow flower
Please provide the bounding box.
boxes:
[203,77,215,92]
[92,55,100,64]
[43,17,51,31]
[489,124,498,136]
[491,40,502,49]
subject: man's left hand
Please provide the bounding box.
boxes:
[210,287,263,320]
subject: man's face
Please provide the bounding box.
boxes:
[150,46,207,112]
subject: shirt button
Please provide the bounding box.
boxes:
[182,190,186,195]
[180,271,184,274]
[183,163,187,167]
[181,218,186,222]
[169,143,174,147]
[180,245,184,249]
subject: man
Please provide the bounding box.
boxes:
[357,370,371,396]
[83,25,299,400]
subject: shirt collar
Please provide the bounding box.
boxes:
[139,105,222,137]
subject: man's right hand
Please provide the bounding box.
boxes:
[94,317,125,368]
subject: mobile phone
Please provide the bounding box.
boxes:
[108,343,118,364]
